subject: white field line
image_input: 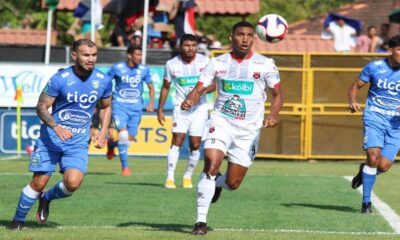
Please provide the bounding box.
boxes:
[0,224,396,235]
[0,156,20,161]
[344,176,400,234]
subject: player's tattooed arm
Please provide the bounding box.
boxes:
[36,92,57,128]
[36,92,73,141]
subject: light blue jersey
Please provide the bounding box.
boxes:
[360,58,400,128]
[38,67,112,150]
[360,58,400,161]
[108,61,152,111]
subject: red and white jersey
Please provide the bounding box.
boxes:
[164,53,210,108]
[199,52,280,130]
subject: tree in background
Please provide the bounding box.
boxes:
[196,0,361,45]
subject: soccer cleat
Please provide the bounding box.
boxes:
[9,219,24,230]
[351,163,365,189]
[361,202,372,214]
[183,178,193,189]
[36,194,50,224]
[192,222,207,235]
[211,173,222,203]
[121,167,132,176]
[106,142,115,160]
[165,179,176,189]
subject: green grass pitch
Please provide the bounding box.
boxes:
[1,156,400,239]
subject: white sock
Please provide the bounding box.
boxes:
[196,172,216,223]
[23,185,41,199]
[363,165,377,175]
[167,145,180,180]
[215,173,232,191]
[183,149,200,179]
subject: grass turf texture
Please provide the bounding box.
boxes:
[1,157,400,239]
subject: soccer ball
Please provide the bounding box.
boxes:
[256,14,288,43]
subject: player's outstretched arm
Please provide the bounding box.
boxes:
[181,83,207,110]
[95,97,112,149]
[36,92,73,141]
[264,84,284,128]
[146,83,155,112]
[348,78,366,113]
[157,80,171,126]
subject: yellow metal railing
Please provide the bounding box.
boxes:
[210,50,389,160]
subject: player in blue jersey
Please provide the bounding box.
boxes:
[9,39,112,230]
[349,35,400,214]
[108,45,155,176]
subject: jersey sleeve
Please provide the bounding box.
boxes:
[102,76,113,99]
[163,61,172,82]
[43,73,61,97]
[265,59,281,88]
[198,60,215,87]
[358,62,372,83]
[107,65,116,79]
[144,66,153,84]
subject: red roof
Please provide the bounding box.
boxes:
[196,0,259,15]
[42,0,259,15]
[253,35,333,53]
[0,29,57,46]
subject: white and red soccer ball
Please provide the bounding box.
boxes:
[256,14,288,43]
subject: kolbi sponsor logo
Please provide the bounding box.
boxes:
[221,80,254,95]
[58,109,91,125]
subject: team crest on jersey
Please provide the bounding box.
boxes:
[173,122,177,127]
[209,127,215,133]
[92,80,100,89]
[253,72,260,79]
[221,95,246,120]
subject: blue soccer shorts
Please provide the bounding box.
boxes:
[29,142,88,175]
[363,120,400,161]
[112,104,142,137]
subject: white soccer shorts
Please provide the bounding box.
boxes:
[172,105,208,137]
[203,114,260,168]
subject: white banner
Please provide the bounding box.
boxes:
[0,64,66,107]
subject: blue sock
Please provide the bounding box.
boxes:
[362,166,377,203]
[43,181,72,201]
[108,141,118,149]
[118,143,129,168]
[13,185,40,222]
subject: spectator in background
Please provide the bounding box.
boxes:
[324,18,356,52]
[379,23,390,43]
[130,30,143,47]
[376,40,389,53]
[207,34,222,50]
[110,22,132,47]
[356,26,381,52]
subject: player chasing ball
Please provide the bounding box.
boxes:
[181,21,284,235]
[10,39,112,230]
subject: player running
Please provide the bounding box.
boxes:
[108,45,155,176]
[157,34,214,189]
[181,21,284,235]
[349,34,400,214]
[10,39,112,230]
